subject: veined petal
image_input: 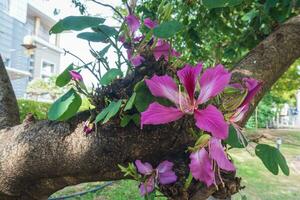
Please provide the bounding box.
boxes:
[144,18,158,29]
[194,105,229,139]
[141,103,184,128]
[197,64,231,104]
[158,170,177,185]
[131,54,145,67]
[125,15,140,33]
[189,148,214,187]
[241,78,262,106]
[230,104,249,123]
[177,63,202,101]
[145,75,180,104]
[135,160,153,175]
[157,160,174,173]
[153,39,180,61]
[209,138,235,171]
[243,77,259,91]
[139,176,155,196]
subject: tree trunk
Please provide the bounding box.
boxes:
[0,15,299,200]
[0,55,20,129]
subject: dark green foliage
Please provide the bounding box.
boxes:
[137,0,300,66]
[255,144,289,176]
[50,16,105,34]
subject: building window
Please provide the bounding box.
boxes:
[0,0,9,12]
[41,60,55,79]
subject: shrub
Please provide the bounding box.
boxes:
[18,99,51,122]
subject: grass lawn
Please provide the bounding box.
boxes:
[50,129,300,200]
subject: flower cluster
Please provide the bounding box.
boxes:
[135,160,177,196]
[121,15,180,67]
[67,11,262,195]
[139,63,261,187]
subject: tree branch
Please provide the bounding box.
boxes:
[0,15,300,200]
[0,55,20,128]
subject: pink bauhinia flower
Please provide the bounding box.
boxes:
[135,160,177,196]
[153,39,180,61]
[125,14,140,34]
[189,137,235,186]
[229,78,261,142]
[69,70,82,81]
[141,64,231,139]
[144,18,158,29]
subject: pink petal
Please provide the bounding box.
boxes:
[127,49,133,60]
[177,63,202,101]
[144,18,158,29]
[158,170,177,185]
[209,138,235,171]
[241,78,262,106]
[69,70,82,81]
[194,105,229,139]
[230,104,249,123]
[197,64,231,104]
[133,35,144,42]
[153,39,180,61]
[243,77,259,91]
[131,54,145,67]
[145,75,180,104]
[157,160,174,173]
[139,176,155,196]
[189,148,214,187]
[135,160,153,175]
[118,35,126,43]
[125,15,140,33]
[141,103,184,128]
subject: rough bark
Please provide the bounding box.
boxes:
[0,15,300,200]
[0,55,20,129]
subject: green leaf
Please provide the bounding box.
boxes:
[124,92,136,111]
[77,32,109,42]
[92,25,118,37]
[56,64,74,87]
[225,125,248,148]
[94,100,122,124]
[242,9,259,22]
[94,106,111,124]
[50,16,105,34]
[100,69,123,85]
[131,114,140,126]
[99,44,111,57]
[120,115,132,127]
[255,144,289,176]
[153,20,184,39]
[120,113,140,127]
[202,0,243,9]
[48,88,82,121]
[102,100,122,124]
[134,80,154,112]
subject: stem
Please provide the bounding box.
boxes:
[184,172,193,190]
[90,0,124,20]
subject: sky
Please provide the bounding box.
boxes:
[45,0,122,86]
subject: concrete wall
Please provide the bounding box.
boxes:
[33,43,61,79]
[0,9,30,98]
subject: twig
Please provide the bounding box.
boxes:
[90,0,124,20]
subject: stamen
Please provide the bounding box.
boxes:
[217,166,225,188]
